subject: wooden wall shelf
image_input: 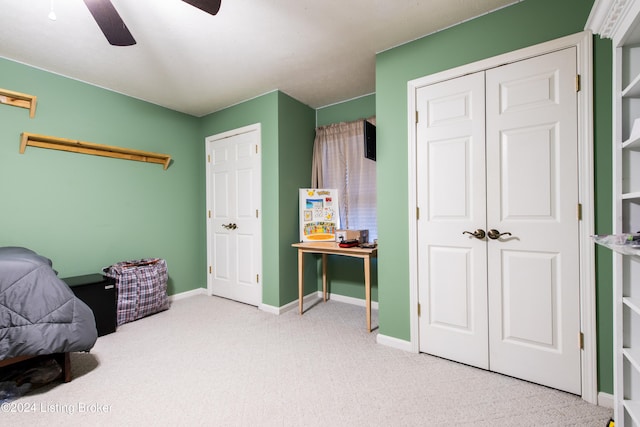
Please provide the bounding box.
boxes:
[0,88,37,118]
[20,132,171,170]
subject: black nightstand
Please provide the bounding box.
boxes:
[62,274,117,337]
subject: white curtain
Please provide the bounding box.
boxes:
[311,118,377,241]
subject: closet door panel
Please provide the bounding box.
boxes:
[485,47,581,395]
[416,72,489,370]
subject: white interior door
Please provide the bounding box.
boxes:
[416,47,581,394]
[416,72,489,369]
[485,47,581,394]
[206,125,262,306]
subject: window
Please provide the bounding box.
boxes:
[311,118,377,242]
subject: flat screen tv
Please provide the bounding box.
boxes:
[364,120,376,161]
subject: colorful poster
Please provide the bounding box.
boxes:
[299,189,340,242]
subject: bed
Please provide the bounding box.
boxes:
[0,247,98,381]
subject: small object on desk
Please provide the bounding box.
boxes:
[338,239,359,248]
[335,229,369,244]
[359,242,377,248]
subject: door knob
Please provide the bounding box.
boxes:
[463,229,486,239]
[222,223,237,230]
[487,229,511,240]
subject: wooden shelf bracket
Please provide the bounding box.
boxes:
[20,132,171,170]
[0,88,37,118]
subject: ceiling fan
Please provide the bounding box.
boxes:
[82,0,222,46]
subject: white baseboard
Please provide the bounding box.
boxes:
[377,333,414,352]
[598,391,614,409]
[261,291,380,315]
[327,292,379,310]
[168,287,207,302]
[260,293,321,315]
[258,303,281,315]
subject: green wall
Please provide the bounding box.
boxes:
[375,0,613,393]
[593,36,614,394]
[277,93,318,304]
[316,94,376,127]
[0,57,204,296]
[199,91,316,307]
[0,57,315,309]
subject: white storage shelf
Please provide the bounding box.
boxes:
[626,400,640,426]
[623,135,640,150]
[622,72,640,426]
[624,75,640,98]
[623,79,640,201]
[623,353,640,425]
[626,348,640,371]
[627,298,640,316]
[589,1,640,424]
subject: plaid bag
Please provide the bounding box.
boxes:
[103,258,169,326]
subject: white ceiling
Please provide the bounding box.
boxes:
[0,0,519,117]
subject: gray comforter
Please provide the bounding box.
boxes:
[0,247,97,360]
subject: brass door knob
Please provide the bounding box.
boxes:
[487,229,512,240]
[463,229,486,239]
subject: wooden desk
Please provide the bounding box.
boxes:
[292,242,378,332]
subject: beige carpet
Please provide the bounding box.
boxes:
[3,295,612,426]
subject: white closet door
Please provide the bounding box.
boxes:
[485,47,581,394]
[416,72,489,369]
[207,127,262,306]
[416,47,581,395]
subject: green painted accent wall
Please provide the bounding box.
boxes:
[0,57,204,296]
[199,91,315,307]
[277,93,317,304]
[316,94,376,127]
[594,36,614,394]
[375,0,614,393]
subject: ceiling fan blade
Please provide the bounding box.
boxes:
[83,0,136,46]
[181,0,222,16]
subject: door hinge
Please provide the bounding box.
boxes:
[576,75,581,92]
[579,332,584,350]
[416,111,419,123]
[255,145,258,154]
[418,303,421,317]
[207,154,211,163]
[256,274,259,283]
[209,266,212,274]
[577,203,582,221]
[417,207,420,220]
[208,210,211,219]
[256,209,259,218]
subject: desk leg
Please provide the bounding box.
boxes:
[298,249,304,315]
[364,255,371,332]
[322,253,328,302]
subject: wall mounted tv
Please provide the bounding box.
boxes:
[364,120,376,161]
